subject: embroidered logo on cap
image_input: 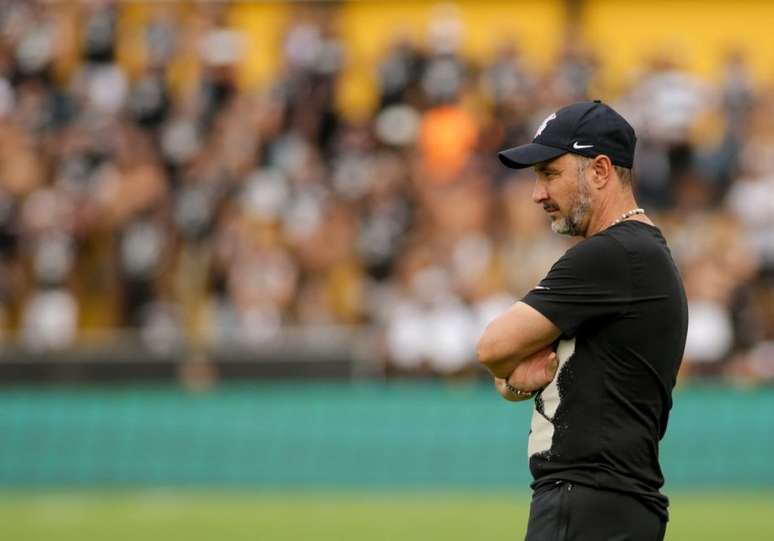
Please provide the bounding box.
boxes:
[572,142,594,149]
[534,113,557,138]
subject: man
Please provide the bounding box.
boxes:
[476,101,688,540]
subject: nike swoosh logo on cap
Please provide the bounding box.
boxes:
[573,142,594,149]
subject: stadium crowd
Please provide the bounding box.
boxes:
[0,2,772,383]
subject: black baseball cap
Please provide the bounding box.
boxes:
[498,100,636,169]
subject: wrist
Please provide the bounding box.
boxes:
[502,379,536,399]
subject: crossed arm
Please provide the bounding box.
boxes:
[476,301,562,397]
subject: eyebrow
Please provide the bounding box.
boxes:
[535,164,560,174]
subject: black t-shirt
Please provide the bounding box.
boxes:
[521,221,688,520]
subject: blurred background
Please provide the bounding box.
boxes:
[0,1,772,540]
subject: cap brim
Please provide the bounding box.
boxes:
[498,143,567,169]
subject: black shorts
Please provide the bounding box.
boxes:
[524,481,666,541]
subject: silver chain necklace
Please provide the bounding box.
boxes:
[610,208,645,227]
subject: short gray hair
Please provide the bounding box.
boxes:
[614,165,633,186]
[575,155,633,186]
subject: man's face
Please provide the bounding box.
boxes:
[532,154,592,236]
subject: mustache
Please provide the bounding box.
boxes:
[543,203,560,212]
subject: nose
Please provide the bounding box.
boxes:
[532,180,548,204]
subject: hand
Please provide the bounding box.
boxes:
[494,346,558,402]
[509,345,558,391]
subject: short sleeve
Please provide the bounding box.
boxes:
[522,234,630,338]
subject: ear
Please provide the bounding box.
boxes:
[589,155,613,189]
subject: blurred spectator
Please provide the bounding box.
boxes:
[0,1,770,385]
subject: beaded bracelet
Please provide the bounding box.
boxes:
[503,380,536,399]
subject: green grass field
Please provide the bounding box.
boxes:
[1,490,772,541]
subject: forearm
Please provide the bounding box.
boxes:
[476,321,538,378]
[491,346,558,401]
[476,302,561,378]
[482,351,532,379]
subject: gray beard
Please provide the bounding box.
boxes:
[551,179,592,236]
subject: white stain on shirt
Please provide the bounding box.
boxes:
[528,338,576,457]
